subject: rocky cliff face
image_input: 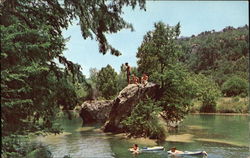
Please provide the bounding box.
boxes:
[79,100,113,124]
[103,82,159,132]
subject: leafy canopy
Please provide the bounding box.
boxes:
[137,21,181,87]
[1,0,146,156]
[222,76,248,97]
[121,97,165,140]
[96,64,119,99]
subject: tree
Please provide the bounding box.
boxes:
[222,76,248,97]
[157,64,198,121]
[136,22,196,122]
[1,0,146,156]
[1,0,146,56]
[1,0,146,134]
[178,25,249,86]
[96,65,119,99]
[191,74,221,112]
[121,97,165,140]
[89,68,99,85]
[117,64,128,91]
[137,21,181,88]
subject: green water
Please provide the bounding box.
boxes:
[35,114,249,158]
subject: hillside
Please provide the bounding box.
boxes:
[178,25,249,87]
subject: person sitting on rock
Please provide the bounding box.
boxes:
[141,73,148,85]
[132,74,139,84]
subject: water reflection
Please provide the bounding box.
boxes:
[35,117,115,158]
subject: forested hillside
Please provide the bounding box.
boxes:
[178,25,249,96]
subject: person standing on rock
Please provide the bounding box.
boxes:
[125,62,131,84]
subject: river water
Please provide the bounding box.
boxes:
[35,114,249,158]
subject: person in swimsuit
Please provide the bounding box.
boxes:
[129,144,139,154]
[170,147,184,154]
[125,63,131,84]
[141,73,148,85]
[132,74,139,84]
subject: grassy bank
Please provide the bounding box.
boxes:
[190,97,249,113]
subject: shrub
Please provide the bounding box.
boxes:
[121,98,165,140]
[222,76,248,97]
[232,96,240,102]
[200,97,217,112]
[217,97,248,113]
[188,74,221,113]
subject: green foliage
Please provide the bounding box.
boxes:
[2,135,52,158]
[192,97,249,113]
[121,98,165,140]
[136,22,196,122]
[96,65,119,99]
[178,25,249,86]
[117,64,128,91]
[1,0,146,156]
[56,77,78,110]
[137,21,181,87]
[1,0,146,56]
[25,146,52,158]
[216,97,249,113]
[156,64,198,121]
[222,76,248,97]
[191,74,221,112]
[177,25,249,111]
[232,96,240,102]
[89,68,99,85]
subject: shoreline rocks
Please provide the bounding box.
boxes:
[79,100,113,124]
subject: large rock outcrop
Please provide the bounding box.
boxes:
[103,82,160,132]
[79,100,113,124]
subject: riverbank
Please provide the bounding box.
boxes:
[29,113,249,158]
[190,97,249,113]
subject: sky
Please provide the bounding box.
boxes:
[62,1,249,78]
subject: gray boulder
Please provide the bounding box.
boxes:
[103,82,159,132]
[79,100,113,124]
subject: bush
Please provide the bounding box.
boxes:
[222,76,248,97]
[200,98,217,112]
[121,98,165,140]
[192,74,221,113]
[232,96,240,102]
[217,97,248,113]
